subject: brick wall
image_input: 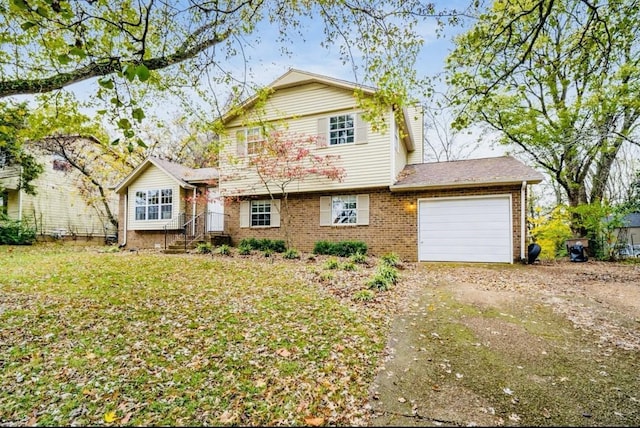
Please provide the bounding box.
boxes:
[225,185,526,262]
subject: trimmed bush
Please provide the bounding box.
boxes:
[239,238,286,253]
[313,240,367,257]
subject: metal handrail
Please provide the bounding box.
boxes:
[163,211,229,250]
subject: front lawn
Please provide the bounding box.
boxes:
[0,245,389,426]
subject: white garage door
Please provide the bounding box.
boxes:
[418,196,512,263]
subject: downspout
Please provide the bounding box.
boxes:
[192,187,197,236]
[521,181,527,261]
[120,193,127,247]
[17,166,23,221]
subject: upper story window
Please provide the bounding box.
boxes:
[329,114,355,145]
[246,127,266,155]
[135,189,173,221]
[236,127,266,156]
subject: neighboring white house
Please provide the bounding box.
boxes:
[0,147,118,241]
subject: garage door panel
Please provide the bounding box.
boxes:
[419,196,512,263]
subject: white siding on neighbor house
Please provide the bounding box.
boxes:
[12,157,117,236]
[127,165,185,230]
[220,82,393,196]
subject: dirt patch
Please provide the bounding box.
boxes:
[368,260,640,427]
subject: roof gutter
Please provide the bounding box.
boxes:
[390,180,538,192]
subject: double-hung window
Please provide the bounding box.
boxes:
[135,189,173,221]
[239,199,281,228]
[332,195,357,224]
[246,127,266,155]
[329,114,355,145]
[250,200,272,227]
[319,194,369,226]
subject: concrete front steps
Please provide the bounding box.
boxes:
[163,234,232,254]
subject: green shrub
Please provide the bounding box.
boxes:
[0,217,36,245]
[352,289,375,301]
[313,240,367,257]
[238,243,252,255]
[263,248,273,258]
[366,264,399,291]
[341,261,357,271]
[239,238,286,253]
[217,244,232,256]
[380,252,400,267]
[324,257,340,270]
[376,264,399,284]
[349,252,368,264]
[195,242,213,254]
[283,248,300,259]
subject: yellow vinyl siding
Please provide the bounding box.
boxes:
[12,156,116,236]
[220,83,392,196]
[406,104,424,164]
[128,165,184,230]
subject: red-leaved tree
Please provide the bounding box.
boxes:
[227,130,345,248]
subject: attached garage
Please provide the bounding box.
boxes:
[418,195,512,263]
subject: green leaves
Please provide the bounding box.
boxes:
[121,64,151,82]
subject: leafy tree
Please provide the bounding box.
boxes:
[0,102,43,195]
[446,0,640,209]
[0,0,458,136]
[26,100,147,229]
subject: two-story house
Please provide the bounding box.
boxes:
[217,69,544,262]
[0,146,118,241]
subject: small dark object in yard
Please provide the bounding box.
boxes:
[569,242,588,262]
[527,243,541,264]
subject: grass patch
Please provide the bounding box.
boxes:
[0,245,387,426]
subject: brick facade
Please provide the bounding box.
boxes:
[225,185,526,262]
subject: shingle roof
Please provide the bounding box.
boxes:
[113,156,218,193]
[391,156,544,191]
[152,157,219,183]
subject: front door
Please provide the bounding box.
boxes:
[207,187,224,232]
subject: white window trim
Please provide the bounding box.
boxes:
[240,199,281,228]
[236,126,266,157]
[317,113,368,148]
[320,194,369,226]
[134,188,173,221]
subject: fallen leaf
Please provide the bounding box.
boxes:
[276,348,291,357]
[304,416,324,426]
[121,412,133,424]
[219,410,235,424]
[502,387,514,395]
[104,411,118,423]
[398,397,406,403]
[542,408,551,418]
